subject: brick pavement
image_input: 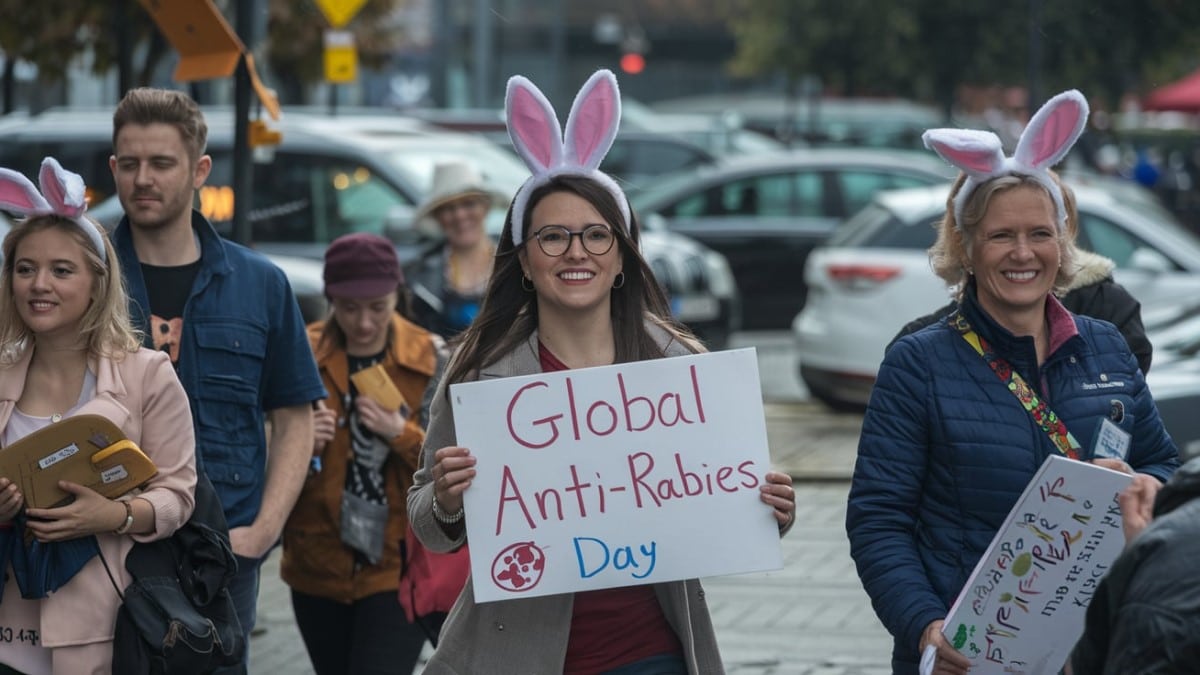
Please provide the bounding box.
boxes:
[249,401,889,675]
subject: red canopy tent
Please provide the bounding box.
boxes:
[1143,67,1200,112]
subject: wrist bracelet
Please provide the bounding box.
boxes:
[113,500,134,535]
[432,498,464,524]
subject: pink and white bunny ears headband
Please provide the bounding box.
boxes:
[0,157,105,265]
[505,69,631,247]
[922,89,1089,230]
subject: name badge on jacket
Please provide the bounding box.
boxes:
[1093,417,1131,460]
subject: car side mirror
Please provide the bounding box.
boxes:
[642,213,668,231]
[1128,247,1172,274]
[382,204,419,244]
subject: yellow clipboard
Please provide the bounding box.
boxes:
[0,414,158,509]
[349,364,408,412]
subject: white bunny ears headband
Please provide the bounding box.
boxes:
[0,157,105,265]
[922,89,1089,230]
[505,69,631,247]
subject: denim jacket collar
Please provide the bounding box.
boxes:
[114,210,233,343]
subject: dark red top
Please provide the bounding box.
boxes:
[538,342,684,674]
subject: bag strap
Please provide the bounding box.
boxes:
[951,312,1081,460]
[96,540,125,601]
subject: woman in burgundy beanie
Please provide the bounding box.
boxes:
[281,232,447,674]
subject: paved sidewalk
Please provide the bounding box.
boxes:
[249,402,881,675]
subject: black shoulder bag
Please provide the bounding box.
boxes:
[101,472,245,674]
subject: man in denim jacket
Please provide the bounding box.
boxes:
[109,88,326,671]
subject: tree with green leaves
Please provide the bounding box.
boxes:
[721,0,1200,115]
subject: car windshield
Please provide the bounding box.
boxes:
[377,139,528,198]
[628,166,711,212]
[827,203,939,249]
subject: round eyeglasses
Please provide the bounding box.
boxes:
[529,224,615,257]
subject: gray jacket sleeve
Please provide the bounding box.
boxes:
[407,349,470,553]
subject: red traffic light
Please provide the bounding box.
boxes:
[620,52,645,75]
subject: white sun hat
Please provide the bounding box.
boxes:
[413,161,510,236]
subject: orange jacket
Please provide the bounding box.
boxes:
[281,314,439,602]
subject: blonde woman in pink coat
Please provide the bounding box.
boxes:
[0,158,196,674]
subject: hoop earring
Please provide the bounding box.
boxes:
[521,275,535,292]
[612,272,625,289]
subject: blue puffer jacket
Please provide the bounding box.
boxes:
[846,286,1179,674]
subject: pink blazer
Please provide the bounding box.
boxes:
[0,346,197,648]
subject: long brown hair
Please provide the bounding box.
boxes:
[444,174,698,387]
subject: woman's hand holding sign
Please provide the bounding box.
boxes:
[433,445,477,525]
[761,470,796,533]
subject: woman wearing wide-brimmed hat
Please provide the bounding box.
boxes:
[405,162,509,338]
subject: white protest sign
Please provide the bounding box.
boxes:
[449,348,781,604]
[939,455,1132,674]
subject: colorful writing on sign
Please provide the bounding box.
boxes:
[951,474,1124,668]
[452,349,780,603]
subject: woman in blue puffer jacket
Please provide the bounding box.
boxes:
[846,90,1179,675]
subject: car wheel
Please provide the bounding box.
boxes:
[809,388,868,414]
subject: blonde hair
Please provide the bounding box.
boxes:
[0,215,141,365]
[929,171,1079,299]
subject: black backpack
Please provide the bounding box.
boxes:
[108,472,245,674]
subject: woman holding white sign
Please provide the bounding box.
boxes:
[846,91,1179,675]
[408,69,797,675]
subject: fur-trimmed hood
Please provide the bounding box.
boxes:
[1067,249,1116,291]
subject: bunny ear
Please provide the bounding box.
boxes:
[922,129,1005,177]
[38,157,87,218]
[1014,89,1089,170]
[563,69,620,170]
[0,167,52,216]
[505,75,563,174]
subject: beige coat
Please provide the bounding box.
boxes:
[408,325,726,675]
[0,346,196,669]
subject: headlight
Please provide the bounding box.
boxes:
[703,251,737,298]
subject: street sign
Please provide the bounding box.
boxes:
[323,30,358,83]
[314,0,367,28]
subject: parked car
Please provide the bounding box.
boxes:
[1129,290,1200,461]
[601,132,721,196]
[397,104,774,198]
[620,98,786,157]
[1144,344,1200,462]
[651,94,946,150]
[628,148,956,329]
[793,180,1200,410]
[0,108,740,347]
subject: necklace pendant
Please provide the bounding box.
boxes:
[50,413,62,423]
